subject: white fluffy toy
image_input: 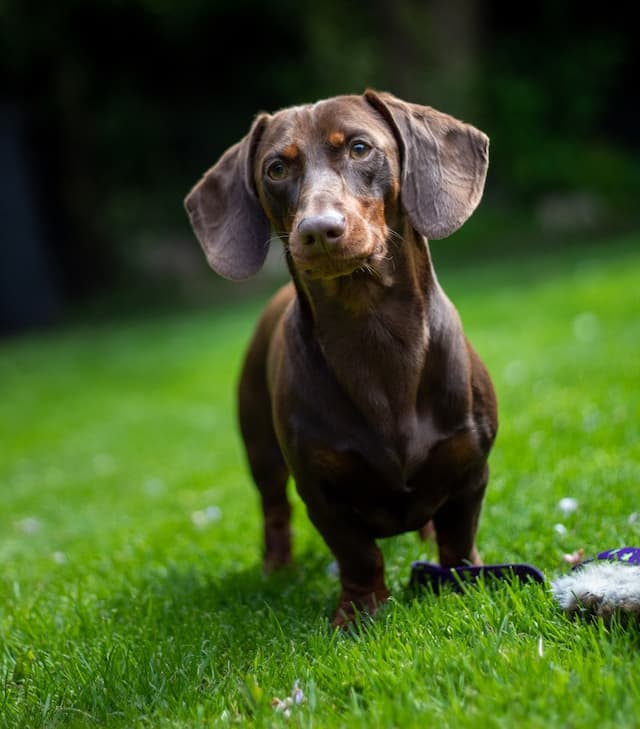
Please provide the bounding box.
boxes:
[551,547,640,623]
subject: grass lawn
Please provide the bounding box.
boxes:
[1,233,639,728]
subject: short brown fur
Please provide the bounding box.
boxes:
[185,91,497,627]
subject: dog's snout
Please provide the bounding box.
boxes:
[298,213,346,248]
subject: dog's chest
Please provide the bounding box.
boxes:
[286,354,452,490]
[395,410,446,479]
[306,407,482,537]
[299,411,471,537]
[279,299,472,490]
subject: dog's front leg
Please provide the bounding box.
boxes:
[303,498,390,628]
[432,464,489,568]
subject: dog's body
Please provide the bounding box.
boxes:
[185,91,497,626]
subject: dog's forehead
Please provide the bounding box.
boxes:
[258,95,395,155]
[312,96,390,135]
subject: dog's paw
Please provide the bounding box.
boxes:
[331,586,390,629]
[263,522,292,573]
[263,551,293,574]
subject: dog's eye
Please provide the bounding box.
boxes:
[349,141,371,160]
[266,160,288,181]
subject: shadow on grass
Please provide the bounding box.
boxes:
[107,548,338,647]
[3,551,346,727]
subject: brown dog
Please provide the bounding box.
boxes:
[185,91,497,627]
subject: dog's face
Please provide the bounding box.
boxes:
[185,91,489,282]
[253,96,401,280]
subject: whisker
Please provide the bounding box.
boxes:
[357,262,381,281]
[387,227,407,245]
[382,252,395,273]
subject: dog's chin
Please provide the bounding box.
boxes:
[294,246,384,282]
[302,261,368,281]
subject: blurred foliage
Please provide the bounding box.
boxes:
[1,0,639,299]
[481,11,640,211]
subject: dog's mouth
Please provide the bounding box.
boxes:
[302,258,371,280]
[295,244,385,281]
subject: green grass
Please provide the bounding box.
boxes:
[1,233,640,728]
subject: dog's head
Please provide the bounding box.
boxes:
[185,91,489,281]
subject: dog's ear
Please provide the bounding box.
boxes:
[184,114,271,280]
[364,89,489,240]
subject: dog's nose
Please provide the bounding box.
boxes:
[297,213,346,249]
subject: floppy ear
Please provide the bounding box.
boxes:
[364,89,489,240]
[184,114,271,280]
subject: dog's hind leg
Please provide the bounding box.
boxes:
[239,355,291,571]
[238,287,294,572]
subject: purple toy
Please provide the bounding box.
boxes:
[409,561,545,593]
[411,547,640,623]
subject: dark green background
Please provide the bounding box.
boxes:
[2,0,638,329]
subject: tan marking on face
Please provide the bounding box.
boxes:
[282,144,299,160]
[328,131,345,147]
[355,197,387,234]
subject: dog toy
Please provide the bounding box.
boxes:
[410,546,640,623]
[409,561,545,593]
[551,547,640,623]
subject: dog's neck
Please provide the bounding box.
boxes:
[291,222,460,471]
